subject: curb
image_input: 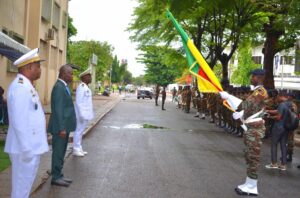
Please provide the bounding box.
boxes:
[30,97,121,196]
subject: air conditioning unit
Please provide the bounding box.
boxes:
[46,28,55,41]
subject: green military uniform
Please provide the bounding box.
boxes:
[186,87,192,113]
[287,100,298,159]
[48,80,77,181]
[240,86,268,179]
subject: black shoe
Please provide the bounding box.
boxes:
[62,177,73,183]
[287,154,293,162]
[297,165,300,169]
[235,187,257,196]
[209,120,214,123]
[162,108,166,110]
[194,115,199,117]
[51,178,70,187]
[201,116,205,120]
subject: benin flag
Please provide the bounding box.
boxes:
[166,10,223,93]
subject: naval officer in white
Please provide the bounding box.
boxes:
[73,68,94,156]
[4,48,49,198]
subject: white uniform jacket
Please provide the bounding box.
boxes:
[5,74,49,155]
[75,82,94,121]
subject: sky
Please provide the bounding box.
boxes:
[68,0,144,77]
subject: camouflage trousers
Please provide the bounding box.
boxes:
[287,131,294,154]
[243,127,264,179]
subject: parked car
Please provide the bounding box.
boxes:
[137,90,153,99]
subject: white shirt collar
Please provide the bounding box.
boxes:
[58,78,68,86]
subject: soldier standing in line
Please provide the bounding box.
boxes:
[191,87,197,108]
[161,86,167,110]
[220,69,268,196]
[177,86,183,109]
[286,92,298,161]
[181,86,187,112]
[185,86,192,113]
[155,84,160,106]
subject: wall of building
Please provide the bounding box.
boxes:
[0,0,68,105]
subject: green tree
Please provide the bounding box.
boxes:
[231,41,261,86]
[251,0,300,89]
[111,55,120,83]
[66,16,77,62]
[140,45,183,86]
[68,40,114,82]
[129,0,261,86]
[132,75,145,86]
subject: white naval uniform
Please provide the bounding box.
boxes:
[73,82,94,152]
[4,74,49,198]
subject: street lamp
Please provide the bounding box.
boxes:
[109,64,112,90]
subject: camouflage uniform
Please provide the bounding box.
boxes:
[186,87,192,113]
[287,100,298,156]
[240,86,268,179]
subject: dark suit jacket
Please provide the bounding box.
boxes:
[48,80,76,134]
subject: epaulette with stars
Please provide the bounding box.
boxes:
[18,78,23,84]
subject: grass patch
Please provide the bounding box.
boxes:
[0,141,10,172]
[143,124,167,129]
[0,125,8,133]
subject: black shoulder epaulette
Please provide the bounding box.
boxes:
[18,78,23,84]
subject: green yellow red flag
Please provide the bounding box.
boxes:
[166,10,223,93]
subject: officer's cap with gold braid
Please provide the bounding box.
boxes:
[13,48,45,68]
[79,68,92,78]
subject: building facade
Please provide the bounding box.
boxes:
[0,0,69,104]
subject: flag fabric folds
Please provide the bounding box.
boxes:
[166,10,223,93]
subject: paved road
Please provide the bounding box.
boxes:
[32,95,300,198]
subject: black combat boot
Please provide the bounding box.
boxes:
[287,153,293,162]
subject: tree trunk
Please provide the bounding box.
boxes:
[263,31,282,89]
[219,54,230,88]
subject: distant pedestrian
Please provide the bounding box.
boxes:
[5,48,49,198]
[155,85,160,106]
[73,69,94,157]
[118,86,122,94]
[48,64,76,187]
[172,87,177,102]
[161,86,166,110]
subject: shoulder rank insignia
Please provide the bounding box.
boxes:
[253,87,267,97]
[81,83,84,87]
[18,78,23,84]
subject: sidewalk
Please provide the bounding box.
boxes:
[0,93,121,198]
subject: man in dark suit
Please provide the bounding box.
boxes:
[48,64,76,187]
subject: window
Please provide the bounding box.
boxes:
[52,3,60,29]
[62,11,67,28]
[42,0,52,22]
[280,56,294,65]
[7,32,24,73]
[252,56,262,64]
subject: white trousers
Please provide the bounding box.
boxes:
[9,154,40,198]
[73,119,88,152]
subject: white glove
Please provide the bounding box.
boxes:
[21,151,34,162]
[219,91,230,100]
[233,110,244,120]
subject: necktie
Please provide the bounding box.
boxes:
[66,86,71,96]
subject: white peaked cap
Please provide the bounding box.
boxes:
[79,68,92,78]
[13,48,44,68]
